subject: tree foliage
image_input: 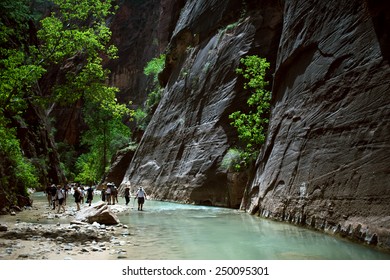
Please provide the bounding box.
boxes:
[228,55,271,170]
[74,102,132,185]
[0,0,130,192]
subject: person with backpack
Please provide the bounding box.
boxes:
[86,185,94,206]
[56,185,66,214]
[124,186,130,206]
[73,186,82,211]
[80,186,85,204]
[111,184,118,205]
[105,184,112,204]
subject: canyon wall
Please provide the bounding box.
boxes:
[244,0,390,249]
[119,0,282,208]
[113,0,390,249]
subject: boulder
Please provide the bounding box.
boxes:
[73,201,120,225]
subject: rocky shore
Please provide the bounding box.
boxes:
[0,200,136,260]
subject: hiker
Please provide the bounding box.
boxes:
[101,188,106,201]
[135,187,147,211]
[124,186,130,206]
[86,185,94,206]
[80,186,85,204]
[105,184,112,204]
[73,186,81,211]
[45,184,52,207]
[111,184,118,205]
[56,185,66,214]
[63,185,69,206]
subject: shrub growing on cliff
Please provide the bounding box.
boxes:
[229,55,271,170]
[135,54,166,131]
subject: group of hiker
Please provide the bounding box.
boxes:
[100,182,118,205]
[45,182,148,212]
[44,183,94,213]
[101,183,147,211]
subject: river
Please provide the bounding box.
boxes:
[9,192,390,260]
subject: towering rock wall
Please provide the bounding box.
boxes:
[117,0,390,250]
[244,0,390,249]
[120,0,283,207]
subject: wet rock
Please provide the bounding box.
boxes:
[0,225,7,232]
[73,201,120,225]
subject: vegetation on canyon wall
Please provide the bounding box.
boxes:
[134,54,166,132]
[226,55,271,171]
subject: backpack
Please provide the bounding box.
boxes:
[74,189,81,199]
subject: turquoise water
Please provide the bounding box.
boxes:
[14,192,390,260]
[118,200,390,260]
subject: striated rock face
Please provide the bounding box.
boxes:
[119,0,283,207]
[111,0,390,250]
[243,1,390,249]
[106,0,174,105]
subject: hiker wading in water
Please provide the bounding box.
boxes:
[73,186,82,211]
[135,187,147,211]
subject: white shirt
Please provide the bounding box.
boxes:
[136,189,146,198]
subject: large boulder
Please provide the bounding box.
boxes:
[73,202,120,225]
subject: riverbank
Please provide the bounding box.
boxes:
[0,198,136,260]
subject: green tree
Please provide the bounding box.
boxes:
[228,55,271,170]
[0,116,38,195]
[0,0,41,198]
[74,102,132,185]
[0,0,128,193]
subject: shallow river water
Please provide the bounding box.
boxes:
[11,192,390,260]
[119,200,390,260]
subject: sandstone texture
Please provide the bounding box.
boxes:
[119,0,283,207]
[117,0,390,251]
[243,1,390,250]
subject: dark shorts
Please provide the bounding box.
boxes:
[138,197,145,204]
[58,198,64,205]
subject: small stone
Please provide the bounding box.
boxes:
[91,246,101,252]
[0,224,8,231]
